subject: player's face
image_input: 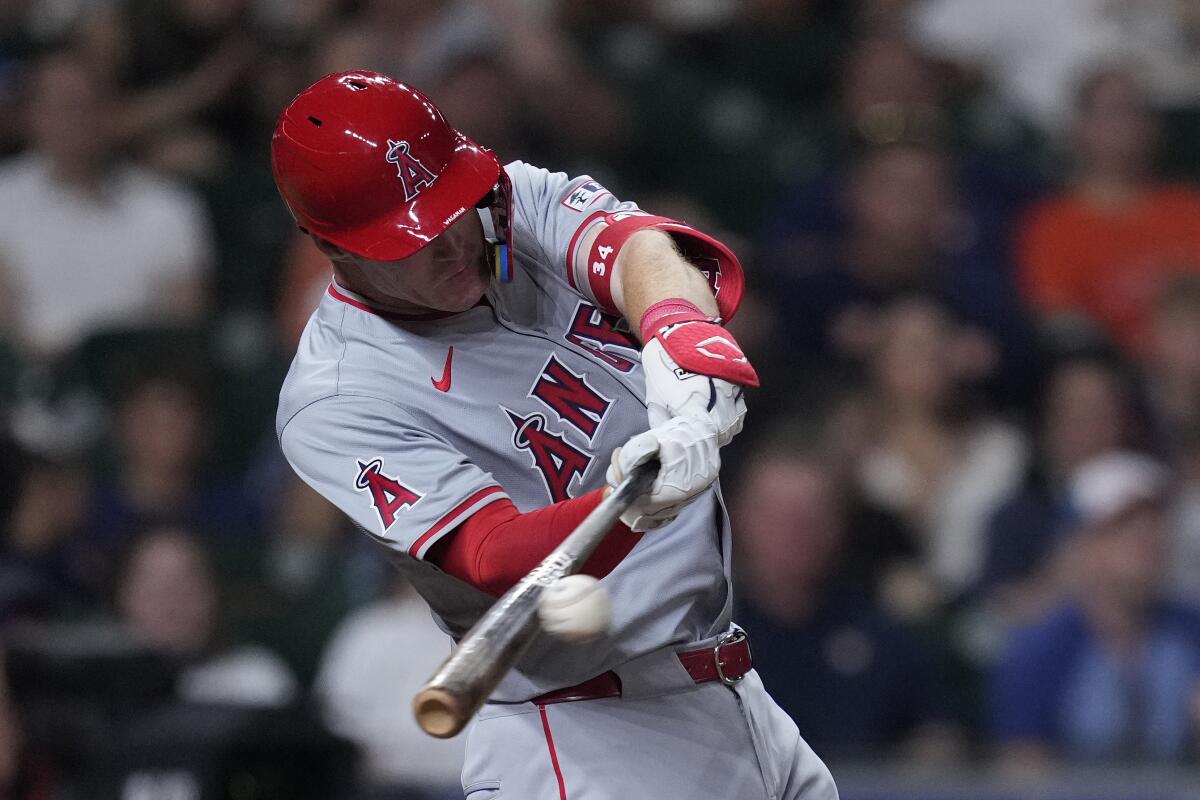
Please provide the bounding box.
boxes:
[326,211,492,314]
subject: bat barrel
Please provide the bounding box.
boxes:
[414,612,541,737]
[412,458,658,737]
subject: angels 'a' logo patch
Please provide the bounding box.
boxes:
[385,139,438,201]
[354,457,422,532]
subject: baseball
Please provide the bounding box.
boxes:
[537,574,612,642]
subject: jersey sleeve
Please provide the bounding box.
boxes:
[279,394,508,559]
[506,161,636,293]
[505,161,745,321]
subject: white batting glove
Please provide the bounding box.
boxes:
[641,337,747,447]
[606,415,720,532]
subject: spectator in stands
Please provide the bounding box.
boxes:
[732,435,959,761]
[2,451,90,609]
[856,297,1028,602]
[81,0,255,152]
[198,40,307,315]
[114,526,296,706]
[250,0,344,49]
[1146,274,1200,448]
[276,234,329,350]
[0,648,20,793]
[1145,276,1200,601]
[757,30,1043,324]
[1016,65,1200,355]
[315,577,464,800]
[316,0,626,166]
[82,367,259,591]
[0,646,49,799]
[980,354,1137,622]
[990,452,1200,770]
[909,0,1200,135]
[243,475,381,686]
[733,400,921,594]
[757,32,948,259]
[0,0,39,157]
[774,139,1032,393]
[1168,429,1200,605]
[0,50,212,355]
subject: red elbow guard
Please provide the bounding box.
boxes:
[570,211,746,322]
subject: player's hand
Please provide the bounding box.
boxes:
[641,337,747,446]
[639,300,758,448]
[606,415,720,531]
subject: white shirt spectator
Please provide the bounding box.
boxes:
[859,420,1029,593]
[315,590,465,791]
[178,644,299,708]
[1167,482,1200,603]
[0,154,212,353]
[909,0,1200,134]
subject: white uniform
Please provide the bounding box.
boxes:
[278,161,837,799]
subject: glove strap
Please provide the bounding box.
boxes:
[639,298,760,388]
[639,298,711,343]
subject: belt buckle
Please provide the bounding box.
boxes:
[714,628,747,685]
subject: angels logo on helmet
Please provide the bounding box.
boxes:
[386,139,439,201]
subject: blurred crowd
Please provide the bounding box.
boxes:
[0,0,1199,797]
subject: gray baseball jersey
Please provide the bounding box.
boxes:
[278,161,732,700]
[278,161,837,799]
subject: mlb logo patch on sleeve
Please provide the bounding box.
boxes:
[561,180,608,212]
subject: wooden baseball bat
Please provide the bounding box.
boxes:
[413,458,659,738]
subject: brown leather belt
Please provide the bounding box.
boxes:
[531,629,752,705]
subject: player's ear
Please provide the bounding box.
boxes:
[310,234,351,260]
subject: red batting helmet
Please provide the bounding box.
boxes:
[271,71,502,261]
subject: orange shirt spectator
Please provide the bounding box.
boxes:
[1017,184,1200,352]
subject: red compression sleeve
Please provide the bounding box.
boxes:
[426,488,643,597]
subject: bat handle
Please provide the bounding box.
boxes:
[613,456,659,505]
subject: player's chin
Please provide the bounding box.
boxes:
[433,274,490,312]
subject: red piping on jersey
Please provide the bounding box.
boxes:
[327,283,485,321]
[408,485,506,557]
[539,704,569,800]
[564,210,607,292]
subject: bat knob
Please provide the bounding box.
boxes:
[414,687,469,738]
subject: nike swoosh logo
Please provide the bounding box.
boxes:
[431,346,454,392]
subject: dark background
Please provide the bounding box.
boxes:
[1,0,1200,797]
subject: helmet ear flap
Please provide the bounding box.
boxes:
[475,174,513,282]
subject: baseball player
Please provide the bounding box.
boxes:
[272,72,837,799]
